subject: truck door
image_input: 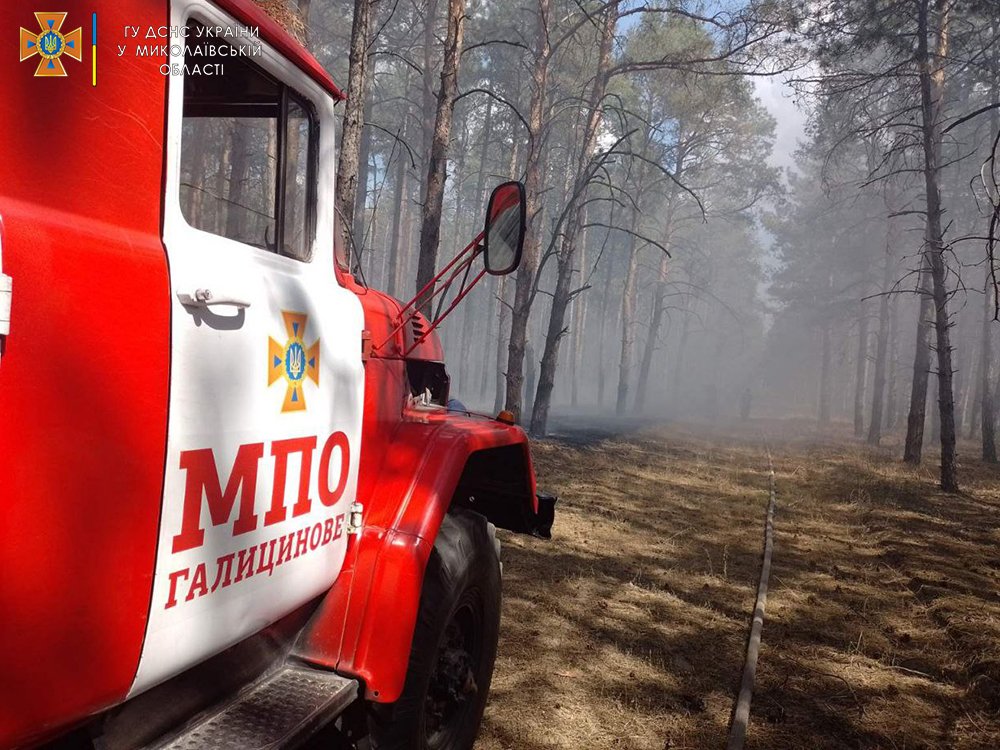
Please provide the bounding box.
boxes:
[130,7,364,696]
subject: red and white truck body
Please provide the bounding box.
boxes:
[0,2,550,748]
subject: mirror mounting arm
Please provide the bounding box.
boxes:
[402,266,489,357]
[374,231,485,354]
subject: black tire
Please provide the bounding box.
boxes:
[368,509,502,750]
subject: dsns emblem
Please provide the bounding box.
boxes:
[19,12,83,77]
[268,312,320,412]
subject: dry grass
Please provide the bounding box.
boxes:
[476,418,1000,750]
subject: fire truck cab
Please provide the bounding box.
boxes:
[0,2,552,748]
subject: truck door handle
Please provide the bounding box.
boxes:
[177,289,251,309]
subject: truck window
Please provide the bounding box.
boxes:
[179,23,317,261]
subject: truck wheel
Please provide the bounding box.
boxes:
[368,510,501,750]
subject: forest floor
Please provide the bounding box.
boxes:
[475,417,1000,750]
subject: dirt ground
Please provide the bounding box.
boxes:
[475,418,1000,750]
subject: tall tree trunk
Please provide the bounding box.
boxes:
[904,255,935,463]
[635,143,684,413]
[524,341,537,421]
[493,276,510,413]
[386,117,410,299]
[492,136,522,413]
[854,305,870,438]
[886,291,901,429]
[617,218,641,416]
[953,330,969,437]
[983,54,999,463]
[335,0,374,258]
[570,220,589,407]
[819,320,832,427]
[531,244,573,432]
[596,245,614,407]
[415,0,466,296]
[670,299,692,412]
[529,8,615,435]
[967,349,982,440]
[634,252,666,414]
[504,0,551,422]
[480,275,497,401]
[981,270,998,462]
[917,0,958,490]
[930,374,940,443]
[420,0,440,201]
[352,68,377,260]
[868,228,894,445]
[452,123,474,391]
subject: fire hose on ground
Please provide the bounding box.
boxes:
[726,448,777,750]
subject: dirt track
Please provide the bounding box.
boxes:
[476,419,1000,750]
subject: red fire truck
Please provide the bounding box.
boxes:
[0,2,554,748]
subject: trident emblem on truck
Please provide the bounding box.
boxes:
[19,12,83,77]
[268,311,320,412]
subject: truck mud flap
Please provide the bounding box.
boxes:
[532,492,557,539]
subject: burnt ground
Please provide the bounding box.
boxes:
[475,418,1000,750]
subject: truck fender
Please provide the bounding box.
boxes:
[294,417,536,702]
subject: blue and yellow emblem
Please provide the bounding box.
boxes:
[268,311,320,413]
[19,12,83,78]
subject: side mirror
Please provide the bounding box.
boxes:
[483,181,526,275]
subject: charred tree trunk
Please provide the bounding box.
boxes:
[335,0,374,257]
[904,255,935,464]
[524,341,537,421]
[415,0,466,296]
[531,246,573,432]
[420,0,440,198]
[917,0,958,491]
[504,0,551,422]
